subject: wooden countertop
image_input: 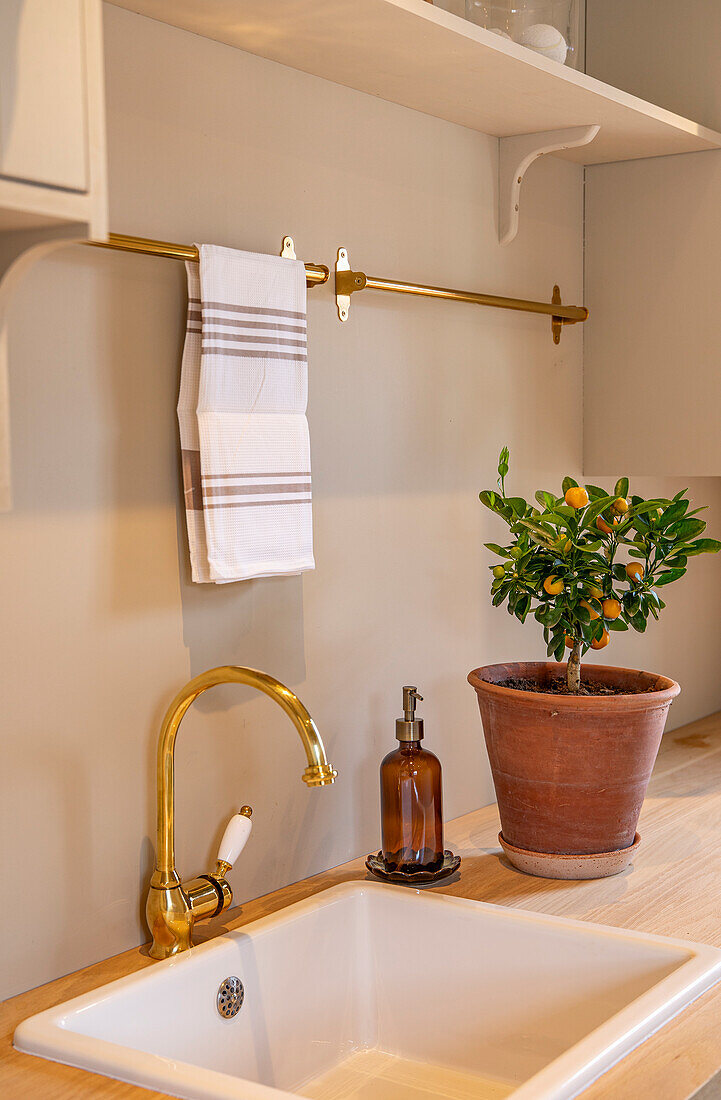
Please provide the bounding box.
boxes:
[4,710,721,1099]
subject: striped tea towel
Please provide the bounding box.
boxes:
[177,244,314,583]
[177,261,212,583]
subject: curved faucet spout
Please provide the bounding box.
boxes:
[147,666,336,958]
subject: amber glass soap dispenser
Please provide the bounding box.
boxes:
[380,686,444,873]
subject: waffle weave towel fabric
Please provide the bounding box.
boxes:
[177,245,314,582]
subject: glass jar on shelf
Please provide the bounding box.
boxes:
[464,0,583,70]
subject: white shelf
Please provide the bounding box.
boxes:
[108,0,721,164]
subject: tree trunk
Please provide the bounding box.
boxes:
[567,640,581,693]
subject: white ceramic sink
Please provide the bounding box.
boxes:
[15,882,721,1100]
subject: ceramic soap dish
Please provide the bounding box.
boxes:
[365,850,461,885]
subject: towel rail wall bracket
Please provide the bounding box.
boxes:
[334,247,588,344]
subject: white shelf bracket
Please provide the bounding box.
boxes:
[499,125,600,245]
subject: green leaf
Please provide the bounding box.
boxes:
[655,569,687,586]
[562,476,579,495]
[535,490,557,511]
[546,606,564,628]
[541,511,574,531]
[608,618,629,631]
[614,477,629,499]
[616,500,664,531]
[685,538,721,555]
[630,499,665,518]
[657,501,688,529]
[479,489,506,515]
[515,594,531,622]
[667,518,706,542]
[553,636,566,662]
[505,496,529,517]
[517,519,555,544]
[581,495,617,529]
[484,543,511,557]
[585,483,609,500]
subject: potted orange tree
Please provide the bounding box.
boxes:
[468,448,721,879]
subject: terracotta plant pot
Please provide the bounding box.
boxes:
[468,662,680,879]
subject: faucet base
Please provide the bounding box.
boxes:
[146,883,193,960]
[146,874,233,960]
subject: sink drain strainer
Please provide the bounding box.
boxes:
[217,976,244,1019]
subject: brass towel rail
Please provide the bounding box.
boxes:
[86,233,330,287]
[85,234,588,344]
[335,247,587,344]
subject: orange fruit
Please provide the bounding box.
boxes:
[492,565,505,579]
[587,583,603,599]
[625,562,644,583]
[602,598,621,620]
[591,628,610,650]
[543,575,564,595]
[564,635,575,648]
[596,515,619,535]
[612,497,629,515]
[564,486,589,509]
[580,598,600,620]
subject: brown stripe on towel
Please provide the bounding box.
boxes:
[204,496,312,509]
[201,316,306,332]
[203,482,312,497]
[202,300,305,320]
[203,332,307,348]
[202,471,311,480]
[201,346,307,362]
[181,449,203,511]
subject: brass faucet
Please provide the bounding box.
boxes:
[146,665,337,960]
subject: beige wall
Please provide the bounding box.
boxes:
[1,6,720,999]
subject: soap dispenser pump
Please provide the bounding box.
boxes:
[380,686,444,873]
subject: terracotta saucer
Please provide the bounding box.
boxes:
[498,832,641,880]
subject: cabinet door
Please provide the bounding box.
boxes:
[584,151,721,476]
[0,0,88,191]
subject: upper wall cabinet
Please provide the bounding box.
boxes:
[584,0,721,476]
[0,0,106,258]
[0,0,87,191]
[585,0,721,135]
[0,0,107,513]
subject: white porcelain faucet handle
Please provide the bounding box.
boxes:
[217,807,252,870]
